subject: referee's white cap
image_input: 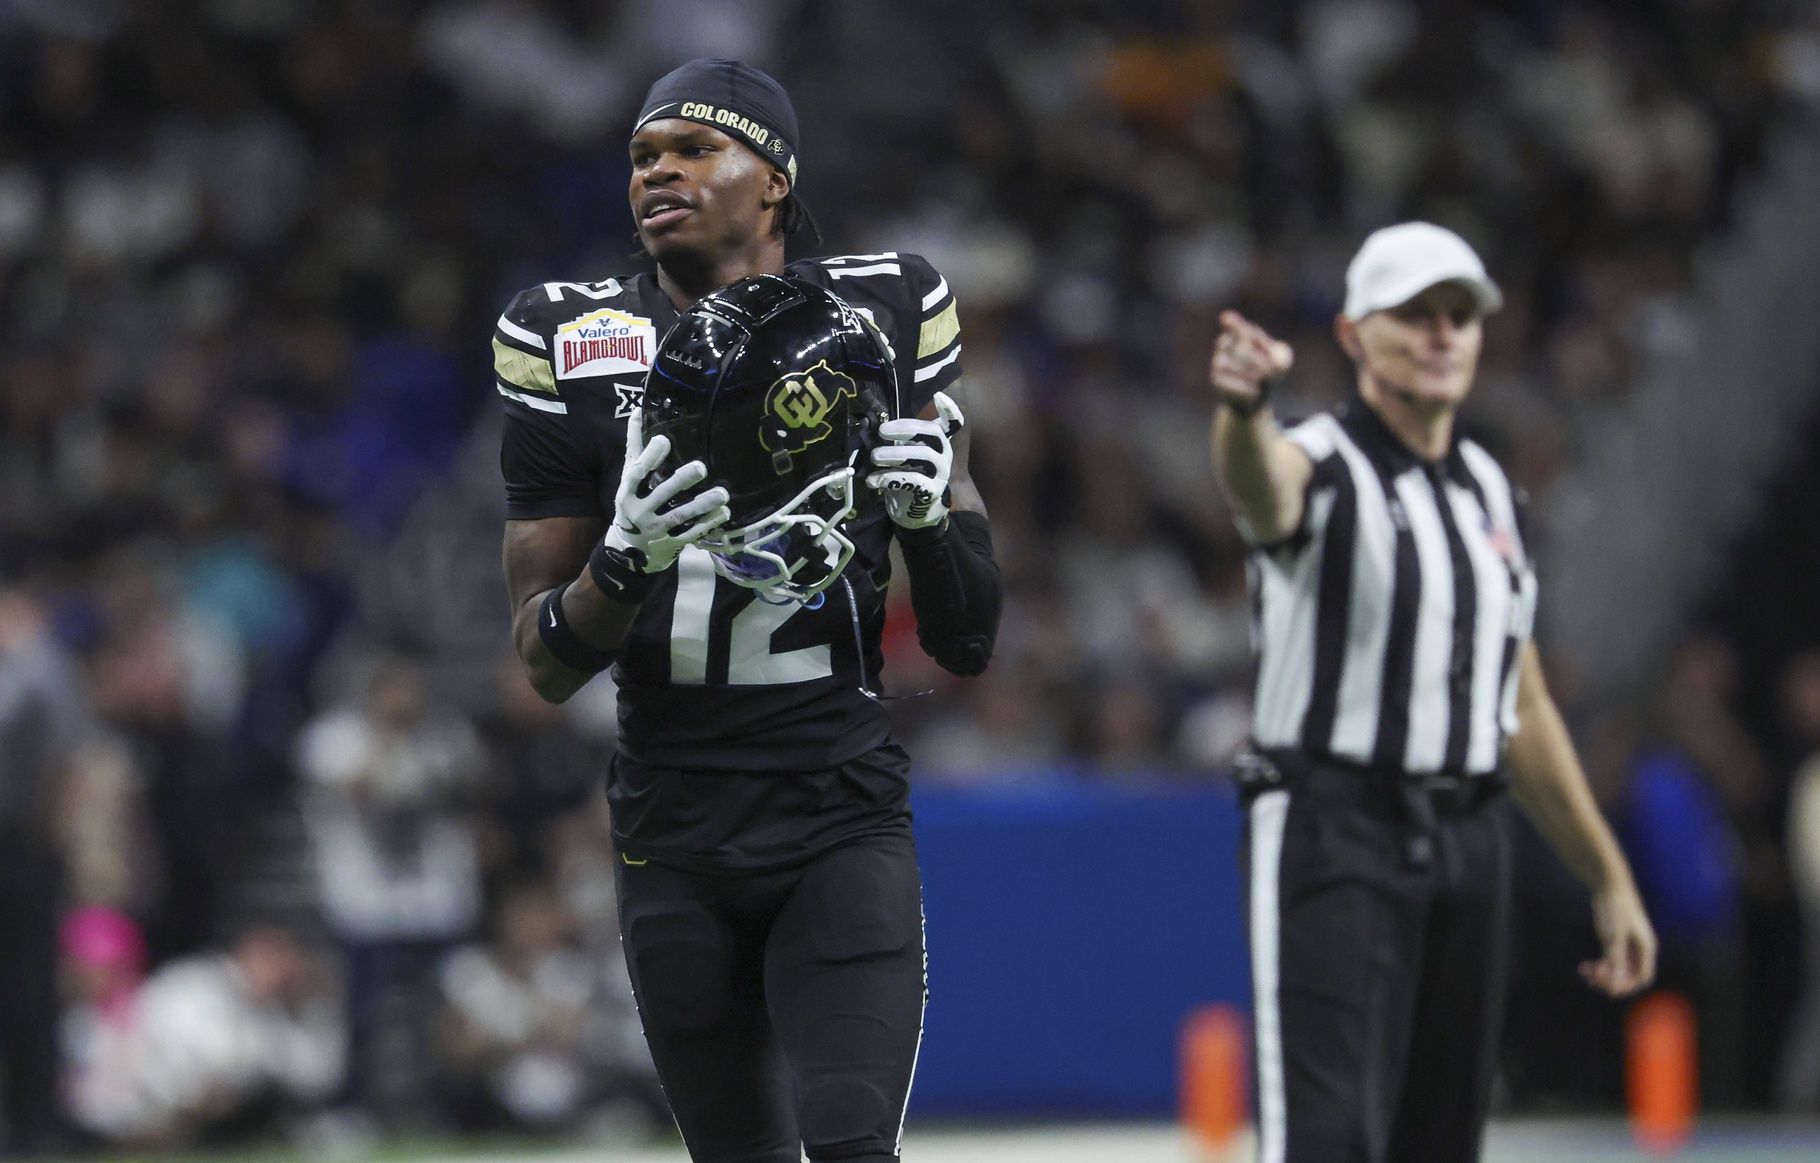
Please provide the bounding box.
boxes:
[1343,222,1503,320]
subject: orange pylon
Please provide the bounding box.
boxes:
[1627,991,1697,1156]
[1182,1003,1248,1156]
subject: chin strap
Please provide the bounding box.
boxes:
[755,587,823,609]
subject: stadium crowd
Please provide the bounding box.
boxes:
[3,0,1820,1150]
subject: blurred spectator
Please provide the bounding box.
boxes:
[437,882,588,1132]
[913,659,1067,781]
[1174,689,1254,771]
[1083,679,1172,774]
[542,805,660,1121]
[296,654,484,1127]
[0,586,93,1153]
[437,880,660,1136]
[1657,634,1773,825]
[52,733,154,918]
[475,651,608,882]
[418,0,638,144]
[62,923,341,1150]
[85,553,245,960]
[1780,653,1820,1111]
[1616,635,1766,1109]
[58,906,149,1145]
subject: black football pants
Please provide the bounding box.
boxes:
[615,828,926,1163]
[1241,756,1512,1163]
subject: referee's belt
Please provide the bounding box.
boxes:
[1234,749,1507,817]
[1237,750,1506,869]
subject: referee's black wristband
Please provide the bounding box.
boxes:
[1221,374,1280,418]
[588,538,659,606]
[537,583,618,675]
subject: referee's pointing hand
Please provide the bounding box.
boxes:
[1211,310,1294,411]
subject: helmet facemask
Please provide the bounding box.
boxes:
[695,460,860,605]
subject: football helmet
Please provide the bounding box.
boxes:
[642,274,892,605]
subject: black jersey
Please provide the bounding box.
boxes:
[495,254,963,774]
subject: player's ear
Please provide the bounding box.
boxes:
[760,169,789,212]
[1333,314,1364,363]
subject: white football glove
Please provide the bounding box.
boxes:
[601,410,731,574]
[867,390,963,531]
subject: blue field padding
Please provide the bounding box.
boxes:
[908,776,1248,1117]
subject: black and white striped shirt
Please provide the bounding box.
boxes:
[1246,400,1539,777]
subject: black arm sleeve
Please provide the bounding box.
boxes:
[897,509,1001,677]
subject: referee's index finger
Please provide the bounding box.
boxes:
[1227,330,1292,380]
[1219,309,1266,344]
[1220,311,1284,357]
[1232,328,1277,362]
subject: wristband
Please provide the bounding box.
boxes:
[537,584,618,674]
[589,538,659,605]
[1222,374,1280,418]
[894,514,951,548]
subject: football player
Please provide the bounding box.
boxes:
[494,60,1001,1163]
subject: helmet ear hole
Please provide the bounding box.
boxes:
[855,394,889,454]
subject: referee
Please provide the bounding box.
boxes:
[1210,222,1659,1163]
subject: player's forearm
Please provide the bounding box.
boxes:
[899,509,1000,677]
[513,598,592,703]
[513,571,643,703]
[1507,693,1637,895]
[1212,406,1303,542]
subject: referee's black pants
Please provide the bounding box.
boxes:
[614,828,926,1163]
[1240,754,1512,1163]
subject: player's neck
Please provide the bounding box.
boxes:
[657,238,787,311]
[1358,376,1456,462]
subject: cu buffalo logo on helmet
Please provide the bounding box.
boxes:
[761,362,858,458]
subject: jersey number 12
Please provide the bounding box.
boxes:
[667,548,832,684]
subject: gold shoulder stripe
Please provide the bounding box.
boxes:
[917,300,961,360]
[493,337,557,395]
